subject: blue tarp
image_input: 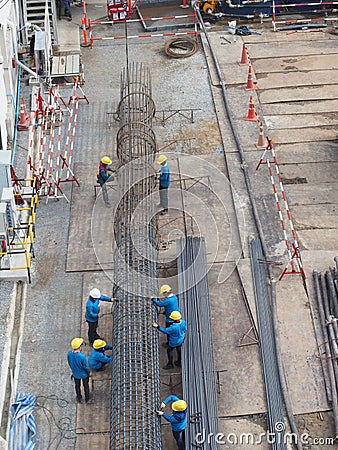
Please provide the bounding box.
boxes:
[9,393,36,450]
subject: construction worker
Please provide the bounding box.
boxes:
[153,311,186,369]
[89,339,113,371]
[157,154,170,215]
[150,284,180,326]
[97,156,114,207]
[85,288,115,345]
[60,0,72,20]
[150,284,180,345]
[28,24,46,75]
[156,395,187,450]
[67,338,91,403]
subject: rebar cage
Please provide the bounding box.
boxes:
[110,63,162,450]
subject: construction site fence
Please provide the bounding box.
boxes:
[85,12,198,47]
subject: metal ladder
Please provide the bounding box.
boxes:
[22,0,58,45]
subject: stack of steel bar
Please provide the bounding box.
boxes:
[313,263,338,439]
[249,238,287,449]
[177,236,221,449]
[110,62,162,449]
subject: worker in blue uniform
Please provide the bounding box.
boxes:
[157,395,187,450]
[85,288,115,345]
[67,338,91,403]
[157,154,170,215]
[89,339,113,371]
[97,156,114,207]
[153,311,186,369]
[150,284,180,345]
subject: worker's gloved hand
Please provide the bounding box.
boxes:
[111,298,119,302]
[71,375,74,381]
[160,402,166,409]
[156,411,164,416]
[89,372,92,377]
[152,322,159,328]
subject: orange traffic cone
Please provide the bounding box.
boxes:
[244,96,257,122]
[256,122,266,148]
[17,98,30,131]
[239,43,249,66]
[244,65,257,91]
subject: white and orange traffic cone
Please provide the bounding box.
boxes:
[244,96,257,122]
[256,122,266,148]
[239,43,249,66]
[17,98,30,131]
[244,65,257,91]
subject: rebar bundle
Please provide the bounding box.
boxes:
[177,236,221,450]
[313,265,338,439]
[249,237,287,450]
[110,63,162,450]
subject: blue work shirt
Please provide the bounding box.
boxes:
[159,163,170,188]
[85,295,112,323]
[152,294,179,323]
[67,350,90,379]
[97,163,113,185]
[88,344,113,370]
[159,319,186,347]
[162,395,187,432]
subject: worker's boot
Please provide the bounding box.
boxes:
[163,362,174,370]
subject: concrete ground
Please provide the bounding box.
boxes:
[0,1,337,449]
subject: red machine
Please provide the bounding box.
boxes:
[107,0,133,21]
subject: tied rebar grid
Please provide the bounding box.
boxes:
[249,238,287,449]
[110,63,162,450]
[177,236,221,450]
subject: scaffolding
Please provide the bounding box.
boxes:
[110,63,162,449]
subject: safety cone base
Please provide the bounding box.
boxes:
[244,114,257,122]
[244,84,257,91]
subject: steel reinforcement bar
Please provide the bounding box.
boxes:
[249,237,287,449]
[177,236,220,450]
[110,62,162,450]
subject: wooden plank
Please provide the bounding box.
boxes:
[265,113,338,129]
[285,183,338,205]
[257,70,338,89]
[262,99,338,115]
[248,39,338,59]
[66,163,117,272]
[298,229,338,251]
[244,33,337,44]
[290,204,337,229]
[51,54,81,76]
[253,54,338,73]
[280,161,338,183]
[270,127,338,143]
[75,272,114,436]
[276,142,338,164]
[259,85,338,103]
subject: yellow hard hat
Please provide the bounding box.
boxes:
[172,400,187,411]
[160,284,171,294]
[101,156,112,165]
[93,339,106,350]
[157,155,167,165]
[169,311,181,321]
[71,338,84,349]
